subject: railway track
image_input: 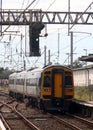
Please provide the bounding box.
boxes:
[68,113,93,128]
[16,103,73,130]
[0,91,93,130]
[52,112,93,130]
[0,101,40,130]
[0,92,71,130]
[16,101,93,130]
[0,99,73,130]
[0,91,40,130]
[48,113,82,130]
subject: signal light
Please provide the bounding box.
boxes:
[36,38,39,42]
[29,23,44,56]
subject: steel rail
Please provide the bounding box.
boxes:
[0,101,40,130]
[14,107,40,130]
[71,114,93,128]
[0,113,11,130]
[47,113,82,130]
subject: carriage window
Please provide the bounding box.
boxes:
[9,79,14,84]
[39,78,41,86]
[44,75,51,87]
[26,78,38,86]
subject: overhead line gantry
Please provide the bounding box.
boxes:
[0,9,93,25]
[0,9,93,57]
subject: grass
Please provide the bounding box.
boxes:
[74,86,93,101]
[0,86,9,92]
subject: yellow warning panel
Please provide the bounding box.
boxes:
[54,73,62,98]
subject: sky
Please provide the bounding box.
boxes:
[1,0,93,70]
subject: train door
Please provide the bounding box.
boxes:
[54,73,62,98]
[52,69,64,99]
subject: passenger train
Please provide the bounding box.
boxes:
[9,65,74,111]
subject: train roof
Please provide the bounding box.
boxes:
[16,70,27,79]
[43,64,72,71]
[9,72,17,78]
[27,68,43,78]
[27,68,43,72]
[9,71,27,79]
[9,65,72,79]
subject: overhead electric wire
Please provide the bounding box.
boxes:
[70,2,93,29]
[2,0,37,33]
[8,0,40,69]
[31,50,45,67]
[1,0,38,69]
[8,0,37,43]
[21,0,25,9]
[2,0,36,38]
[1,0,26,45]
[32,0,40,9]
[4,0,26,42]
[74,35,92,45]
[46,0,57,11]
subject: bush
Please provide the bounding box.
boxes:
[74,86,93,101]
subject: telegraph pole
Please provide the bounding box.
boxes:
[70,32,73,68]
[48,49,50,65]
[44,46,46,66]
[57,29,60,63]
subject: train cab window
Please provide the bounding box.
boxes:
[65,72,73,87]
[65,75,72,86]
[44,75,51,87]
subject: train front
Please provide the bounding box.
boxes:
[40,65,74,111]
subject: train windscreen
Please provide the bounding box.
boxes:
[44,75,51,87]
[65,72,73,87]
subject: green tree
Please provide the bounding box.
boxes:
[72,59,83,69]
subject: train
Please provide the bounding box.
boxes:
[9,65,74,111]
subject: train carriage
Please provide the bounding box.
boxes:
[9,71,27,99]
[40,65,74,111]
[9,65,74,111]
[26,68,43,97]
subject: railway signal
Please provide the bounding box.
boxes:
[29,22,44,56]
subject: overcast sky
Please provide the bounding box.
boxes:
[2,0,93,11]
[1,0,93,70]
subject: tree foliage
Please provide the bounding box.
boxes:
[72,59,84,69]
[0,67,14,79]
